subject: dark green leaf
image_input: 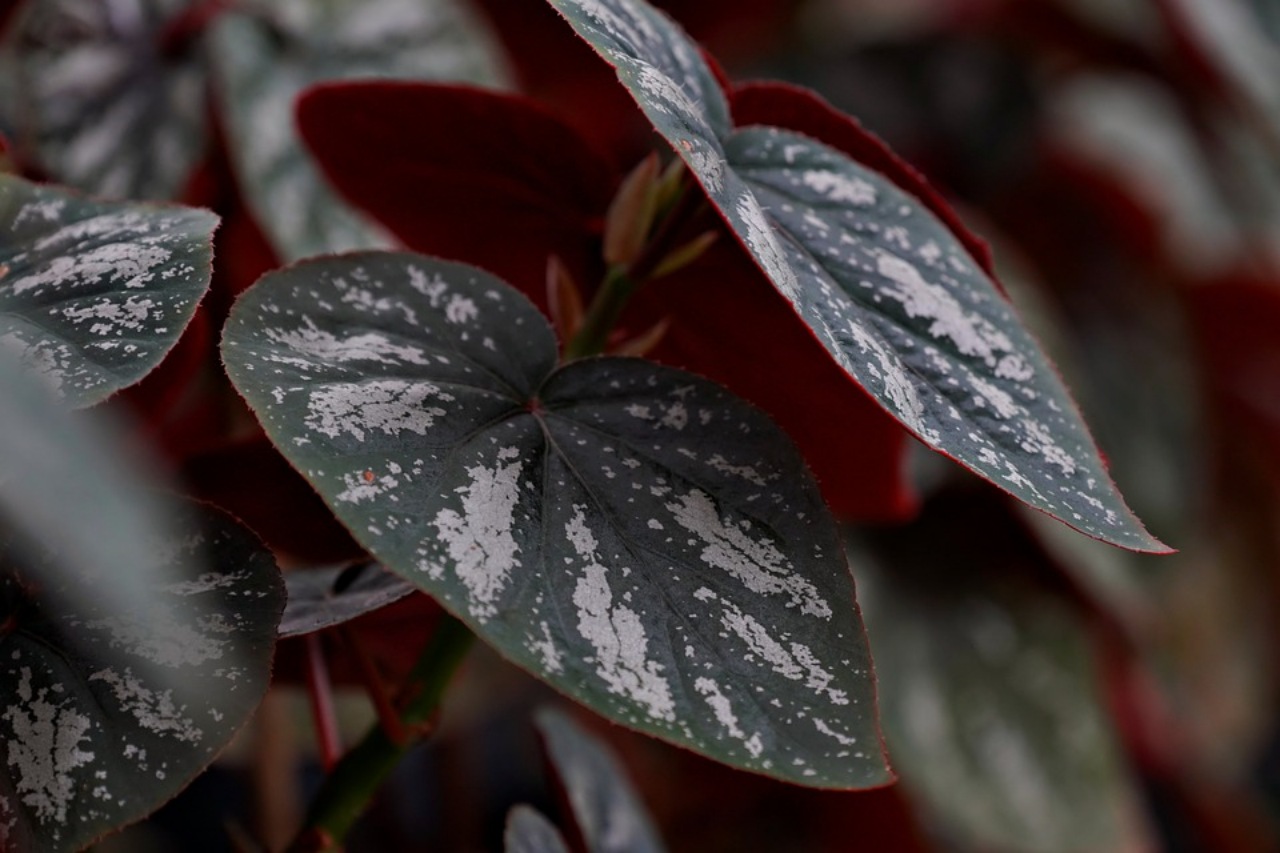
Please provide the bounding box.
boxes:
[2,0,208,200]
[222,252,887,788]
[0,500,283,853]
[545,0,1166,553]
[505,805,572,853]
[209,0,509,261]
[851,517,1148,853]
[0,174,217,407]
[535,707,665,853]
[279,561,416,638]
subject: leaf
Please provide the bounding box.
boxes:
[506,805,572,853]
[297,81,619,295]
[222,251,888,788]
[209,0,510,262]
[1,0,209,200]
[0,174,217,407]
[850,488,1151,853]
[544,0,1167,553]
[0,497,283,853]
[279,562,417,638]
[535,707,666,853]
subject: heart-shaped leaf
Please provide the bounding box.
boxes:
[222,251,888,788]
[279,562,416,638]
[0,174,217,407]
[851,488,1150,853]
[209,0,510,262]
[0,500,283,853]
[544,0,1166,553]
[1,0,209,200]
[506,805,572,853]
[535,707,666,853]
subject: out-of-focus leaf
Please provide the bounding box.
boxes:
[0,174,217,407]
[209,0,509,262]
[279,561,416,638]
[222,251,888,788]
[505,805,572,853]
[2,0,208,200]
[535,706,666,853]
[851,488,1151,853]
[0,500,283,853]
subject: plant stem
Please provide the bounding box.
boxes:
[562,170,707,361]
[562,266,635,360]
[288,614,474,852]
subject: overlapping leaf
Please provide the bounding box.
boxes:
[534,707,666,853]
[0,174,216,406]
[0,497,283,853]
[222,252,888,787]
[545,0,1166,552]
[1,0,209,200]
[209,0,509,262]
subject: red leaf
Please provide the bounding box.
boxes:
[729,81,999,281]
[297,82,618,301]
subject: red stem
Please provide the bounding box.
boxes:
[304,633,341,772]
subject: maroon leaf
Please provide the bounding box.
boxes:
[297,82,618,300]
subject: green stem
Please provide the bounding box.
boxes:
[562,266,635,360]
[563,171,708,361]
[289,615,474,852]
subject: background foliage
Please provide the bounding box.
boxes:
[3,0,1280,850]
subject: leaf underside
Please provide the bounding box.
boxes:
[222,251,888,788]
[545,0,1166,553]
[0,503,283,853]
[0,174,217,407]
[278,561,417,638]
[209,0,510,262]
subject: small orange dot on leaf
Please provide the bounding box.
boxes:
[362,470,375,483]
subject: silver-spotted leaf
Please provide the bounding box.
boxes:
[544,0,1166,553]
[221,252,887,788]
[535,707,666,853]
[0,174,217,407]
[279,561,416,638]
[505,805,572,853]
[0,502,284,853]
[2,0,208,200]
[209,0,509,261]
[851,519,1150,853]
